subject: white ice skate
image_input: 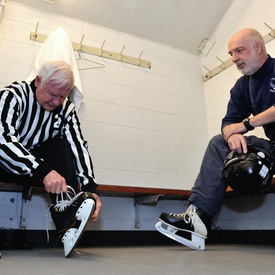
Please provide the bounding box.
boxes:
[61,197,95,257]
[155,204,207,251]
[50,187,96,258]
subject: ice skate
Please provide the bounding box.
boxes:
[50,186,96,257]
[155,204,207,251]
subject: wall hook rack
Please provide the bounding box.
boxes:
[29,23,151,69]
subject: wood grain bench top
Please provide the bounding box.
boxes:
[1,178,275,199]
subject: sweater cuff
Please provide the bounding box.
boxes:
[32,162,53,182]
[81,182,98,194]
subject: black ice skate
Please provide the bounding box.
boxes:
[50,186,96,257]
[155,204,207,250]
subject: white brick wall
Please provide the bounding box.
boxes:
[0,1,205,230]
[0,1,208,192]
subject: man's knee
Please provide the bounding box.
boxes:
[206,134,230,161]
[209,134,226,147]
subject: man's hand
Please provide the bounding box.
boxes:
[227,133,248,154]
[43,170,68,194]
[223,122,247,142]
[90,193,102,221]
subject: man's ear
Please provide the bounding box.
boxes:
[34,75,41,87]
[254,41,262,54]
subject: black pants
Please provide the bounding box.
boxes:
[0,137,78,202]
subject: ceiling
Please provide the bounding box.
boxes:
[11,0,233,56]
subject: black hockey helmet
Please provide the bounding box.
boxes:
[222,146,274,194]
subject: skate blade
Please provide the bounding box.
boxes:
[155,221,206,251]
[62,199,95,258]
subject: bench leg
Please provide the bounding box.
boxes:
[20,197,31,229]
[19,187,34,229]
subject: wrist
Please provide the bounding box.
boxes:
[242,117,255,131]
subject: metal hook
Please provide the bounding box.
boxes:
[203,65,212,80]
[216,56,225,69]
[203,65,211,72]
[119,45,125,61]
[79,34,85,51]
[100,40,106,57]
[137,50,144,66]
[264,22,275,38]
[30,22,39,40]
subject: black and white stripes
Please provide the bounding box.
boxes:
[0,80,96,189]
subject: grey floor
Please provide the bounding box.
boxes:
[1,244,275,274]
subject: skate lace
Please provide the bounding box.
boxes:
[52,186,84,212]
[170,205,197,224]
[45,186,84,243]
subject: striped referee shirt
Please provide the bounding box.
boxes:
[0,80,97,192]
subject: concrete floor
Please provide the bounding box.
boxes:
[1,244,275,274]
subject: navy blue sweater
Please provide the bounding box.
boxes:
[222,56,275,141]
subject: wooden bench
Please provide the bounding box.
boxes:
[97,178,275,200]
[1,177,275,200]
[97,185,191,200]
[0,182,191,200]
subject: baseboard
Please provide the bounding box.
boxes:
[208,230,275,245]
[1,229,275,249]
